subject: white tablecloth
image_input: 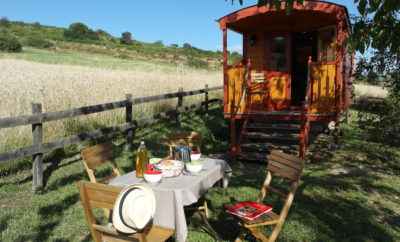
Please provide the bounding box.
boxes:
[109,158,231,242]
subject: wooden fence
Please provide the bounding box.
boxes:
[0,85,223,191]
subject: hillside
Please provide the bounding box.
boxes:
[0,19,241,69]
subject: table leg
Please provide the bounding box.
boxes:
[223,171,232,188]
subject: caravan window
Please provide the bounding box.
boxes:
[318,27,336,62]
[269,36,288,72]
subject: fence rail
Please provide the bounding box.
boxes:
[0,85,223,191]
[0,86,222,129]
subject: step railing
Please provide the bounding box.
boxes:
[299,57,313,159]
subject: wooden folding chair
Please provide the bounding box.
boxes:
[232,150,304,242]
[77,181,174,242]
[163,131,202,158]
[81,143,121,184]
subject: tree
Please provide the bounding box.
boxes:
[0,30,22,52]
[153,40,164,47]
[32,22,41,28]
[22,36,53,49]
[121,31,133,45]
[183,43,192,49]
[0,17,10,27]
[351,0,399,95]
[63,22,99,41]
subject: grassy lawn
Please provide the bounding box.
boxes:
[1,107,399,242]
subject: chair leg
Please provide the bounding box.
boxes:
[268,221,284,242]
[204,200,209,219]
[234,234,245,242]
[234,228,246,242]
[103,208,111,221]
[138,233,147,242]
[248,227,269,242]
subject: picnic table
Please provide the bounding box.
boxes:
[109,157,231,242]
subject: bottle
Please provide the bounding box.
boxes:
[136,141,149,178]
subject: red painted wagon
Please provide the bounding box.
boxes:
[218,1,353,159]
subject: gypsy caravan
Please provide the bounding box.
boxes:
[218,1,353,159]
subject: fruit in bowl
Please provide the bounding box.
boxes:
[190,150,201,161]
[185,161,203,174]
[144,165,162,183]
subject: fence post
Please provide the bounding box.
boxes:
[204,84,209,114]
[176,87,184,123]
[125,94,134,151]
[32,103,43,192]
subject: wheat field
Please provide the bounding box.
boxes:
[353,83,388,99]
[0,58,222,152]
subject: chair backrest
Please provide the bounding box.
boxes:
[258,150,304,207]
[165,131,202,155]
[77,181,122,242]
[267,150,303,182]
[81,143,120,183]
[168,131,201,143]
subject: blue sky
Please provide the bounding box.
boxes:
[1,0,358,51]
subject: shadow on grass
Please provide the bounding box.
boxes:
[0,215,11,235]
[42,149,80,188]
[294,129,398,241]
[15,193,80,242]
[294,185,396,241]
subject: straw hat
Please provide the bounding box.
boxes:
[112,184,156,234]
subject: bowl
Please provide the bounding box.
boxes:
[144,170,162,183]
[190,152,201,161]
[155,159,184,178]
[185,162,203,174]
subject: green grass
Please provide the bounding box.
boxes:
[1,107,399,241]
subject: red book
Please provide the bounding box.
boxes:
[225,201,272,221]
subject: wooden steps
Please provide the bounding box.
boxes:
[240,143,300,152]
[246,124,300,131]
[236,119,301,162]
[242,132,299,142]
[237,152,268,162]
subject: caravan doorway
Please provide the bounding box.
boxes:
[291,32,318,106]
